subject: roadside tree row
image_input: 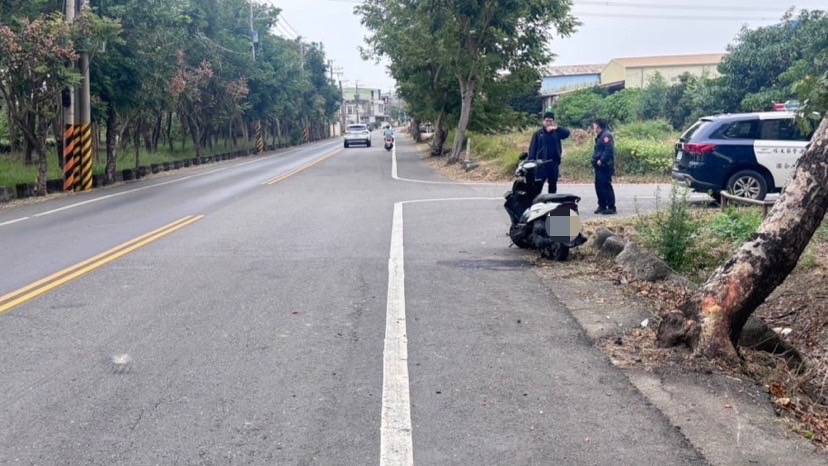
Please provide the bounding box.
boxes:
[0,0,342,193]
[357,0,575,162]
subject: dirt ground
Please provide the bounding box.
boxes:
[571,219,828,448]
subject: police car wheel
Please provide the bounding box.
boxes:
[727,170,767,201]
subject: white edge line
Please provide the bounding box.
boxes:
[401,197,503,205]
[0,217,30,227]
[391,139,508,187]
[381,202,414,466]
[380,195,507,466]
[22,141,339,220]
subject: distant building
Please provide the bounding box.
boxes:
[341,87,388,126]
[600,53,726,89]
[540,64,604,109]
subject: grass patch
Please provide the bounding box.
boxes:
[630,193,828,282]
[0,156,63,187]
[449,120,678,182]
[0,139,255,190]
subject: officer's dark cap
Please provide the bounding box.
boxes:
[543,111,555,120]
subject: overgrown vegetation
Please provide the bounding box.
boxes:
[633,192,827,282]
[449,120,677,181]
[637,186,699,273]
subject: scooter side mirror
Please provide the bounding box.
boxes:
[519,152,528,161]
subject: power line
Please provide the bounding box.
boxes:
[576,1,793,13]
[321,0,797,20]
[576,12,779,21]
[279,15,301,37]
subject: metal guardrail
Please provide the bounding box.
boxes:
[720,191,776,217]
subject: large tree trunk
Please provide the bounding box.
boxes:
[166,111,174,152]
[7,105,19,153]
[449,78,476,163]
[657,118,828,362]
[151,111,162,152]
[24,112,35,164]
[410,119,421,143]
[187,116,202,159]
[134,117,142,170]
[105,105,118,185]
[35,142,47,195]
[53,111,64,170]
[431,110,448,156]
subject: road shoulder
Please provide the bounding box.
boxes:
[535,257,824,465]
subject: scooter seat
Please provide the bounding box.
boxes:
[533,193,581,204]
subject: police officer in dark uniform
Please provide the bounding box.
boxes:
[527,111,570,194]
[592,119,616,215]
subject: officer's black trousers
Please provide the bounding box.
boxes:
[536,166,559,194]
[595,169,615,210]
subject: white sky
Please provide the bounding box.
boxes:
[268,0,824,91]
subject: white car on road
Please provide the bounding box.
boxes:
[344,124,371,148]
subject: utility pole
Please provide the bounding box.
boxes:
[62,0,77,191]
[339,80,346,130]
[332,64,345,135]
[250,1,264,154]
[355,80,360,125]
[249,1,256,62]
[78,0,93,192]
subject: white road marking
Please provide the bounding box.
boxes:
[2,141,337,224]
[380,196,510,466]
[0,217,29,227]
[381,202,413,466]
[402,197,503,205]
[391,140,508,186]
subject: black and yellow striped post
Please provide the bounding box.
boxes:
[255,121,265,154]
[303,127,310,144]
[79,123,93,191]
[62,125,79,192]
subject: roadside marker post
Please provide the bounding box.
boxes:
[62,125,78,191]
[72,125,83,190]
[80,123,93,191]
[256,121,265,154]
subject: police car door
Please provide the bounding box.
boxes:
[754,116,809,190]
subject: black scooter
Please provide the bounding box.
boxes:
[384,136,394,151]
[504,153,587,261]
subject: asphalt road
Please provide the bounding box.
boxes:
[0,135,706,465]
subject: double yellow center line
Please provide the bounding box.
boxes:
[263,147,342,185]
[0,215,204,316]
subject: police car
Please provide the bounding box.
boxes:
[672,111,813,200]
